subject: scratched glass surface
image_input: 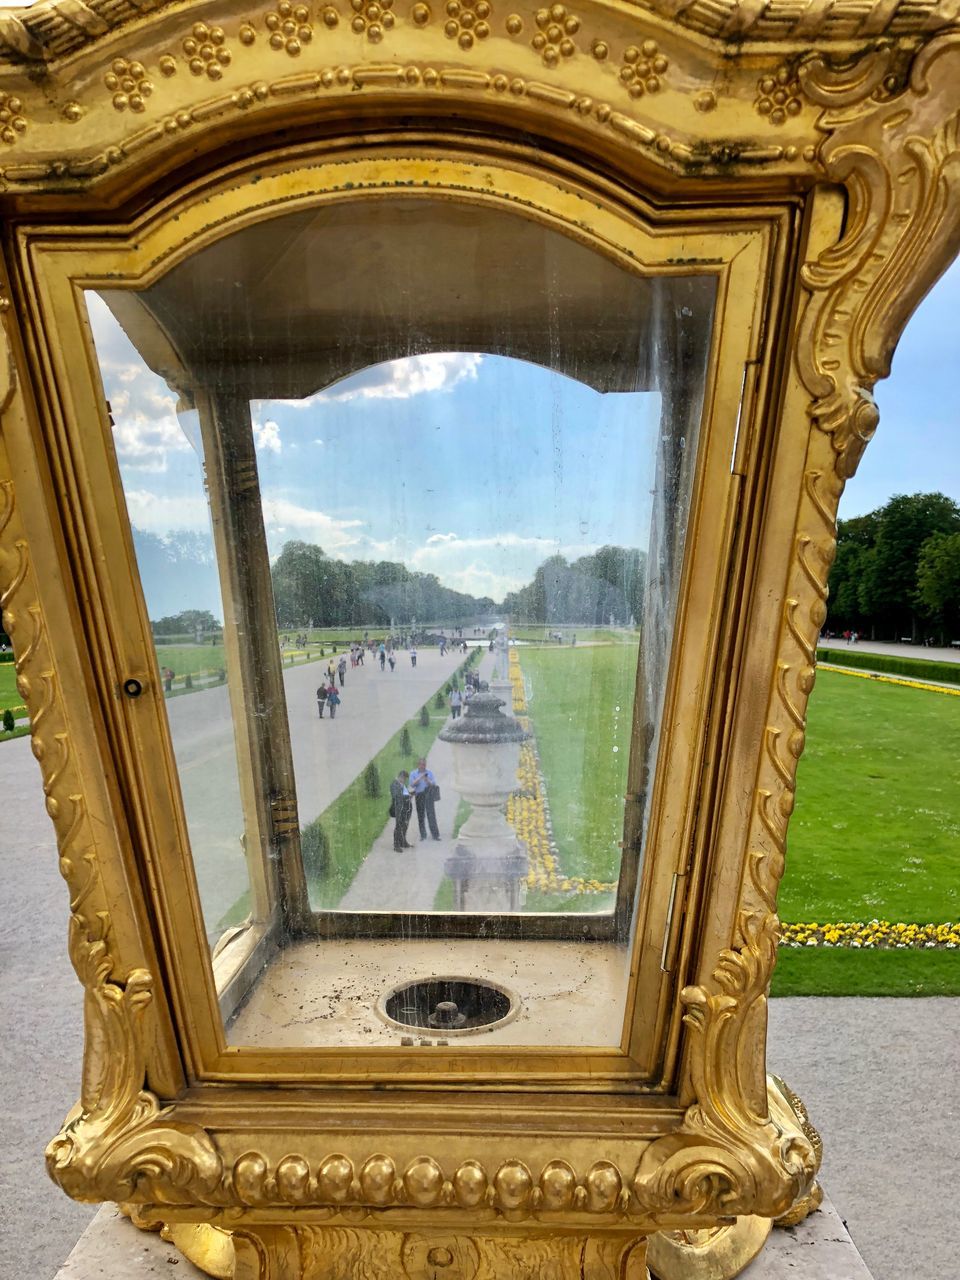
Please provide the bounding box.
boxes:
[86,197,715,1048]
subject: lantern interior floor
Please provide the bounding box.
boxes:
[225,936,630,1048]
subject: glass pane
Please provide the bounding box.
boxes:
[85,294,271,952]
[250,357,658,920]
[86,195,715,1050]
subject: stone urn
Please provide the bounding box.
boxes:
[439,693,530,911]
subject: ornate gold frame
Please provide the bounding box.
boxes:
[0,0,957,1275]
[20,144,781,1089]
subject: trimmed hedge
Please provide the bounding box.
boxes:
[0,651,13,664]
[817,647,960,687]
[301,817,330,878]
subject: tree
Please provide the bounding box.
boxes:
[826,511,880,633]
[500,546,645,624]
[916,530,960,640]
[152,608,219,636]
[856,493,960,639]
[271,540,493,628]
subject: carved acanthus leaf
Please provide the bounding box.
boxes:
[0,441,221,1209]
[633,913,816,1220]
[798,34,960,479]
[46,953,223,1204]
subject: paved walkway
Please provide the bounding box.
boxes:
[0,737,96,1279]
[821,638,959,663]
[338,651,496,911]
[165,646,470,930]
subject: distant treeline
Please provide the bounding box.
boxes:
[827,493,960,642]
[271,541,495,628]
[152,608,220,637]
[501,546,644,626]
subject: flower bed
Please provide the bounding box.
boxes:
[506,647,616,896]
[780,920,959,949]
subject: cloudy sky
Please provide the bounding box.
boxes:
[86,293,662,614]
[86,251,960,621]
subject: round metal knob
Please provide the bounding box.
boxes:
[428,1000,466,1028]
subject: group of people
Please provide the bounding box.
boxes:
[448,670,483,718]
[311,642,485,851]
[390,757,441,850]
[376,642,420,671]
[315,679,342,718]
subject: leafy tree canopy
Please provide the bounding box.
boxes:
[501,545,645,625]
[827,493,960,641]
[270,541,495,628]
[152,609,220,635]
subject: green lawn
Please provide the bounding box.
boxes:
[0,660,21,709]
[771,948,959,996]
[518,649,960,994]
[153,642,227,674]
[781,669,960,923]
[511,627,639,645]
[521,645,637,884]
[771,668,960,995]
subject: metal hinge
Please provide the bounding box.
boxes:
[660,871,686,973]
[270,792,299,838]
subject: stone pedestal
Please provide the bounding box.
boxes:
[440,693,530,913]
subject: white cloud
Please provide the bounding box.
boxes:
[85,293,193,474]
[254,418,282,454]
[323,353,482,404]
[110,400,191,473]
[123,490,211,533]
[261,499,365,552]
[407,532,601,600]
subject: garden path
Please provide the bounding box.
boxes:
[338,650,497,911]
[826,639,959,663]
[166,645,473,931]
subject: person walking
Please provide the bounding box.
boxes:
[338,655,347,687]
[379,643,386,671]
[450,686,462,719]
[388,651,396,673]
[316,684,328,719]
[409,756,441,841]
[390,769,413,850]
[410,645,418,669]
[326,682,341,719]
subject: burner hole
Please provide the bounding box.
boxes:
[382,977,514,1034]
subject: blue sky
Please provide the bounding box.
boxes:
[87,292,661,606]
[842,256,960,518]
[86,255,960,617]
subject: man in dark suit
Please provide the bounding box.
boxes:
[390,769,413,851]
